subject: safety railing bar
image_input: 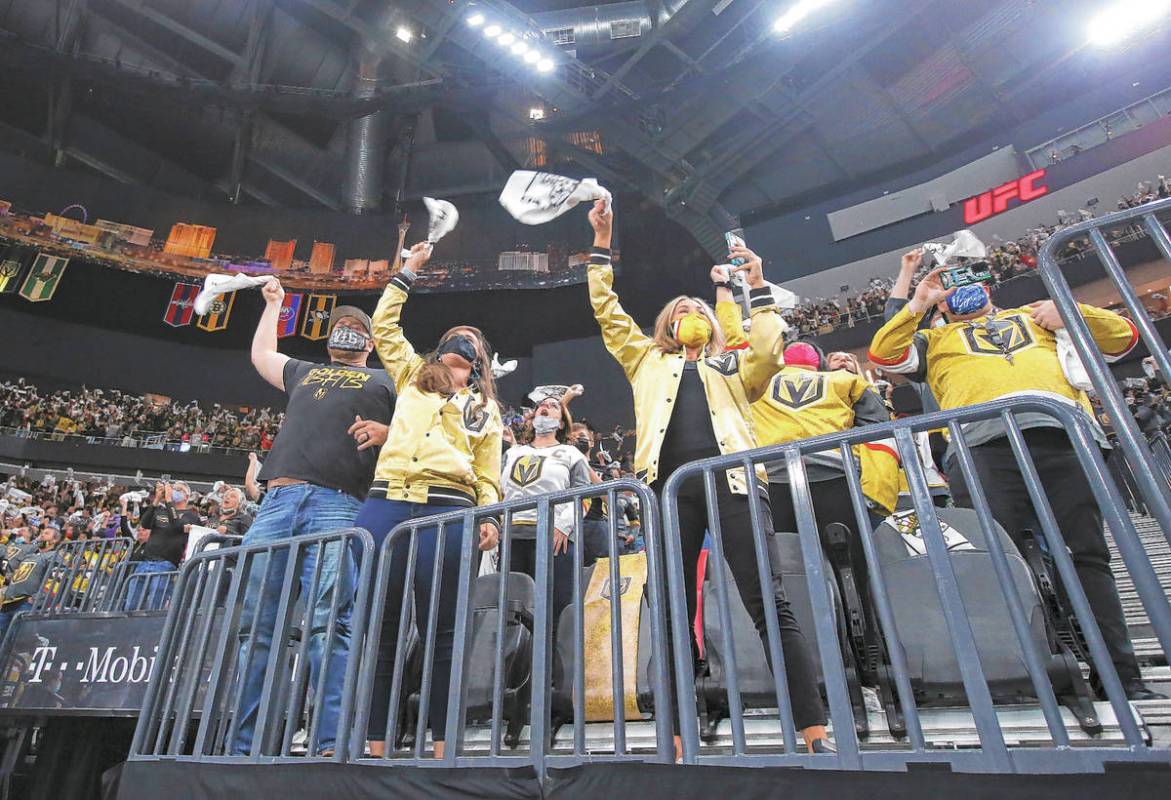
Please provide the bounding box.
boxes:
[250,540,304,760]
[1058,419,1171,663]
[489,507,514,757]
[999,413,1145,748]
[307,539,346,758]
[838,444,927,750]
[751,458,797,754]
[946,422,1072,746]
[703,469,747,756]
[443,513,482,763]
[169,562,227,755]
[415,520,448,758]
[893,426,1012,770]
[638,485,675,762]
[785,451,861,767]
[530,498,555,777]
[193,550,250,756]
[225,549,269,755]
[659,484,703,764]
[571,498,586,755]
[282,544,327,756]
[606,487,627,756]
[334,529,375,763]
[155,559,211,754]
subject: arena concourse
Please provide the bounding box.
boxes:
[1,1,1171,798]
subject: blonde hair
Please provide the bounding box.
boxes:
[651,296,725,358]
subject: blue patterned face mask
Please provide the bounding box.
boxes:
[946,285,989,317]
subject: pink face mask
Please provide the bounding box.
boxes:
[784,342,821,370]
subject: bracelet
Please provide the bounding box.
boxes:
[712,280,732,289]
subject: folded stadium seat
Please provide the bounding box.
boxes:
[698,532,868,741]
[858,507,1100,737]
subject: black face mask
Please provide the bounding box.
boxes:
[573,436,591,454]
[438,335,482,381]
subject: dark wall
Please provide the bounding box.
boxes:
[0,435,248,481]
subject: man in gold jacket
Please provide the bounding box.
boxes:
[868,267,1162,700]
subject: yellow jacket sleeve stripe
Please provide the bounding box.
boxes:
[869,305,926,377]
[371,272,424,393]
[1076,303,1139,361]
[587,248,654,381]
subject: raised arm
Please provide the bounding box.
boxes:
[714,266,748,350]
[251,278,292,391]
[732,247,788,402]
[1027,300,1139,362]
[869,266,952,381]
[586,201,653,380]
[371,243,432,392]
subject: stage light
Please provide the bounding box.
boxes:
[537,57,555,72]
[511,40,530,56]
[529,107,546,121]
[524,49,541,64]
[1086,0,1171,46]
[395,26,413,43]
[484,23,502,37]
[498,31,516,46]
[467,13,485,27]
[774,0,834,35]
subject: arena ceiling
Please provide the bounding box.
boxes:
[0,0,1167,258]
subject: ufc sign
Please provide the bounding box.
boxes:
[962,168,1048,225]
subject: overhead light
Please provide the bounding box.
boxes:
[1086,0,1171,46]
[524,49,541,64]
[529,107,546,121]
[467,13,485,27]
[537,57,555,72]
[498,31,516,46]
[484,23,502,37]
[395,26,413,43]
[511,40,530,56]
[773,0,834,35]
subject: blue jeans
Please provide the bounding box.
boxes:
[0,599,31,645]
[354,498,467,743]
[231,484,361,756]
[123,560,177,611]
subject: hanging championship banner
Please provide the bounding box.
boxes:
[278,292,304,338]
[196,291,236,332]
[300,294,336,341]
[0,243,36,294]
[18,253,69,302]
[163,282,200,328]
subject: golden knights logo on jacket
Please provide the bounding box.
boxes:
[301,294,337,341]
[509,454,545,487]
[18,253,69,302]
[771,372,826,410]
[196,291,236,332]
[462,399,489,433]
[960,315,1034,357]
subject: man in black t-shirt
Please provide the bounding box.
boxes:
[123,481,200,610]
[233,277,396,757]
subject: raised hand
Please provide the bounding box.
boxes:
[908,267,956,314]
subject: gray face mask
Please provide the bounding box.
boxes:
[532,416,561,436]
[328,325,370,352]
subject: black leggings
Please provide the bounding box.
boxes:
[654,470,827,731]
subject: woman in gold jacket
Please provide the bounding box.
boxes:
[585,201,830,753]
[356,243,503,758]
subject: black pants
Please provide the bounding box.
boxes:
[509,533,576,636]
[653,471,826,730]
[948,427,1140,682]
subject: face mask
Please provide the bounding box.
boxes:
[946,285,989,317]
[573,436,591,454]
[328,325,370,352]
[437,335,480,370]
[171,490,187,505]
[784,342,822,370]
[533,416,561,436]
[671,312,712,348]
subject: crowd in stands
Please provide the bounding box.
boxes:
[0,379,283,452]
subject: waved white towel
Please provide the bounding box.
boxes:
[498,170,611,225]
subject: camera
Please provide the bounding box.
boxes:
[940,261,993,290]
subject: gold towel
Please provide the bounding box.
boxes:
[582,553,648,721]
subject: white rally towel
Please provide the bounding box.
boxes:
[498,170,611,225]
[401,197,459,258]
[491,353,518,379]
[194,273,269,315]
[922,229,987,266]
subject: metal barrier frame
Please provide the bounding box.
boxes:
[1037,195,1171,546]
[661,396,1171,773]
[347,478,674,773]
[130,527,375,764]
[28,537,135,614]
